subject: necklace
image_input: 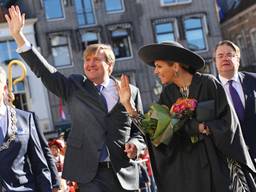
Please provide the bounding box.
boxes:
[179,86,189,98]
[0,105,17,151]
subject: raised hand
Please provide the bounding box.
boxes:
[5,5,24,36]
[117,74,132,106]
[5,5,26,47]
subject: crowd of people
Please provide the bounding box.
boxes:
[0,5,256,192]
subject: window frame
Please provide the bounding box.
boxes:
[183,14,208,53]
[74,0,97,27]
[160,0,192,7]
[12,79,30,111]
[43,0,65,21]
[49,33,73,69]
[108,23,133,61]
[152,18,179,43]
[104,0,125,14]
[80,30,101,49]
[0,40,20,64]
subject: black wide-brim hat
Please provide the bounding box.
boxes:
[138,41,205,70]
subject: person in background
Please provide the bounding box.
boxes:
[139,149,157,192]
[138,158,150,192]
[118,41,256,192]
[6,5,145,192]
[49,139,68,191]
[0,66,52,191]
[49,139,65,174]
[214,40,256,164]
[6,93,61,192]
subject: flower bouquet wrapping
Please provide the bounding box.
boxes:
[140,98,197,147]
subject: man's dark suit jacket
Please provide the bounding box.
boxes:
[0,106,52,191]
[20,47,145,190]
[239,72,256,161]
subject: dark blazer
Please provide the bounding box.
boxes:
[239,72,256,161]
[0,106,52,191]
[32,112,60,189]
[20,47,145,190]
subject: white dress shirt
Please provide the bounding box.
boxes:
[218,73,245,107]
[96,77,119,112]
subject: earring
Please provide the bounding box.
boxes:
[175,71,179,77]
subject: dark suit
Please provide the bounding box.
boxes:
[32,112,60,189]
[238,72,256,161]
[218,71,256,163]
[20,47,145,191]
[0,106,52,191]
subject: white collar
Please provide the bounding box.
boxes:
[219,73,240,86]
[95,76,111,88]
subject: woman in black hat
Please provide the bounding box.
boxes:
[118,42,256,192]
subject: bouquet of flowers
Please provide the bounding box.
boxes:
[140,98,197,147]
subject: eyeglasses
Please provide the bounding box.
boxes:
[215,53,237,59]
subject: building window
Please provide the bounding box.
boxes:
[161,0,191,6]
[13,81,28,111]
[153,19,178,43]
[104,0,124,13]
[183,16,207,51]
[0,40,19,63]
[111,29,132,59]
[74,0,96,26]
[81,31,100,49]
[250,29,256,60]
[236,35,246,66]
[113,71,136,85]
[44,0,64,20]
[50,34,72,67]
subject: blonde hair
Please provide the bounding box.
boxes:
[83,44,115,64]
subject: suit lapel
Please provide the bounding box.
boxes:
[82,78,108,112]
[239,72,249,111]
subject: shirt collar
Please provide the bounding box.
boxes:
[219,73,239,86]
[94,76,110,89]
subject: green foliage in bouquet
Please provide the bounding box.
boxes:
[141,104,178,146]
[140,98,197,147]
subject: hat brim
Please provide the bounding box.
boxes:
[138,43,205,70]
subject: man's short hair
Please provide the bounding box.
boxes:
[83,44,115,65]
[214,40,241,59]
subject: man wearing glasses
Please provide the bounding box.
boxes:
[214,40,256,164]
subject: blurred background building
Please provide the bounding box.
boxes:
[0,0,255,138]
